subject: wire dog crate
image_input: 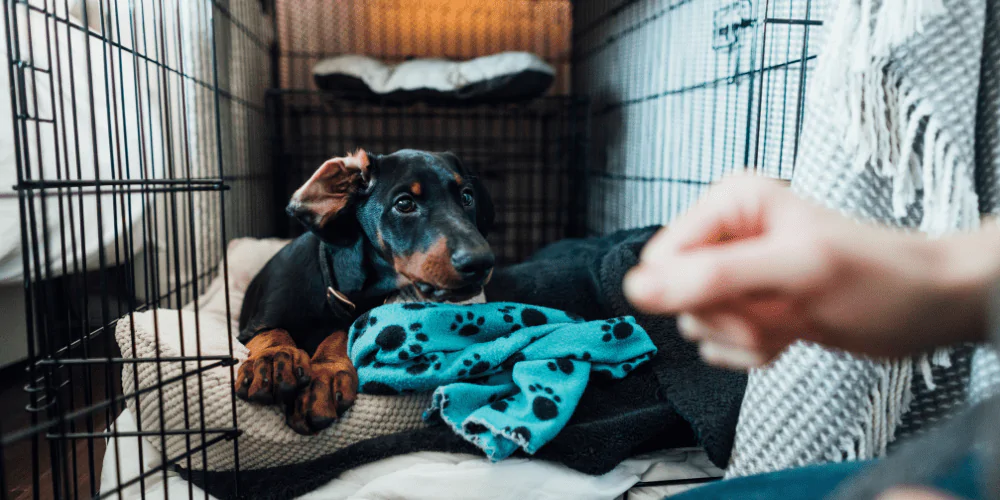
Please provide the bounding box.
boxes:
[575,0,826,235]
[0,0,826,498]
[1,0,272,498]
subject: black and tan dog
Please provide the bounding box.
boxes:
[236,149,495,434]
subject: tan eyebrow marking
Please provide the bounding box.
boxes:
[411,182,422,196]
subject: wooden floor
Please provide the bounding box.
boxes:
[2,346,119,500]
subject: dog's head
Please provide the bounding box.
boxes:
[287,149,495,302]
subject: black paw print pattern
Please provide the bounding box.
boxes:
[589,351,656,382]
[618,352,654,375]
[457,353,492,378]
[451,311,487,337]
[488,390,519,413]
[496,305,551,336]
[367,320,444,370]
[545,357,576,375]
[526,383,563,421]
[405,350,442,375]
[599,317,635,342]
[463,421,490,435]
[350,311,373,344]
[505,425,532,444]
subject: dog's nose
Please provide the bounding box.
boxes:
[451,249,495,279]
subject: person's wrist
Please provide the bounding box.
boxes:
[934,229,1000,344]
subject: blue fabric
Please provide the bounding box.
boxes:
[347,302,657,460]
[670,454,983,500]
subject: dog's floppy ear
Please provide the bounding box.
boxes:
[440,151,495,237]
[287,149,372,241]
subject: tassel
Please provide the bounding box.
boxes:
[811,0,965,226]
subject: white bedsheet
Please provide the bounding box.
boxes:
[99,409,722,500]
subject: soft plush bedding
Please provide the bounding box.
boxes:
[312,52,555,105]
[99,409,722,500]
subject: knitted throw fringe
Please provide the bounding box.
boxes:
[815,0,980,237]
[804,0,968,461]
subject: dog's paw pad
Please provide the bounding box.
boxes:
[286,364,357,434]
[236,344,311,405]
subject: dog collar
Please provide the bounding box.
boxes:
[326,286,356,311]
[318,242,362,320]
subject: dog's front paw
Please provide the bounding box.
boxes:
[284,331,358,435]
[235,332,312,405]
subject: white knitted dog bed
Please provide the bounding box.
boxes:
[115,238,434,471]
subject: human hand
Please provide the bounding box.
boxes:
[877,487,960,500]
[622,175,997,369]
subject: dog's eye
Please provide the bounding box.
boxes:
[395,196,416,213]
[461,190,475,207]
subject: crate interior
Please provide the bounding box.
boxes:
[0,0,830,498]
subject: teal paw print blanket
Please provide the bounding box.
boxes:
[348,302,657,460]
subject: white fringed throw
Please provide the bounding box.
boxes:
[726,0,1000,478]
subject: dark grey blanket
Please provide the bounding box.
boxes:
[184,227,747,499]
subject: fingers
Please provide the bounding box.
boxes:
[698,342,767,370]
[626,238,815,313]
[679,312,759,349]
[680,313,770,369]
[877,487,959,500]
[627,175,815,314]
[622,174,833,369]
[676,297,810,369]
[640,174,785,262]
